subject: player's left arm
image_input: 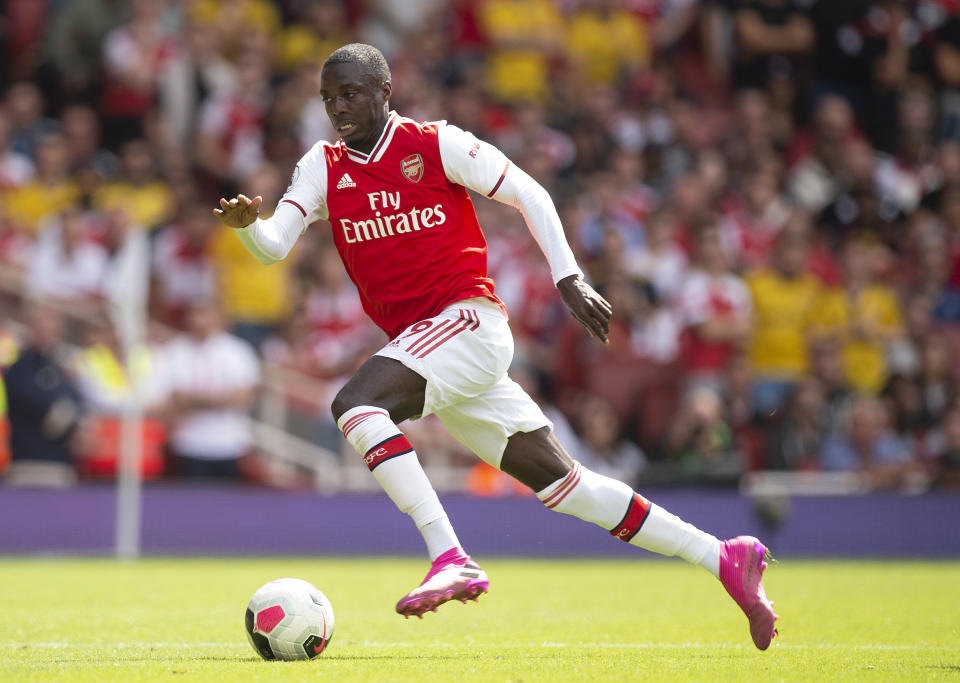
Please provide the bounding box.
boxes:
[438,123,611,343]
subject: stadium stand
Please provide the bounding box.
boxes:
[0,0,959,494]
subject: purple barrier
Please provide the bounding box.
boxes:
[1,485,958,557]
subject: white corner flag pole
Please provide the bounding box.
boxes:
[107,228,150,560]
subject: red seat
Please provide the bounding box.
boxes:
[75,417,167,480]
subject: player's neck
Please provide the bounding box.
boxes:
[346,112,390,155]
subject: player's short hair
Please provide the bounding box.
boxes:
[323,43,391,85]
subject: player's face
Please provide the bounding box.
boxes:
[320,62,391,154]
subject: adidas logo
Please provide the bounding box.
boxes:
[337,173,356,189]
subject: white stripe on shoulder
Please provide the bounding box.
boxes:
[344,111,399,164]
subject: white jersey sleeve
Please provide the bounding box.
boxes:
[234,141,330,265]
[438,123,583,285]
[279,141,330,223]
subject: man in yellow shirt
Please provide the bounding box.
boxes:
[95,139,174,231]
[211,162,294,349]
[566,0,650,86]
[746,217,821,414]
[813,237,904,395]
[5,131,77,234]
[480,0,564,102]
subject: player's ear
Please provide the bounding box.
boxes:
[381,80,392,101]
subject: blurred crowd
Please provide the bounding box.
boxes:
[1,0,960,492]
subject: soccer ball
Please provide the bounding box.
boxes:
[244,578,335,661]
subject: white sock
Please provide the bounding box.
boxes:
[338,406,460,560]
[631,505,720,577]
[536,461,720,576]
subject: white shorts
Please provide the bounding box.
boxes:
[375,297,551,468]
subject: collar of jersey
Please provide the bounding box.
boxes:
[343,111,399,164]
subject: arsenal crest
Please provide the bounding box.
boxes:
[401,154,424,183]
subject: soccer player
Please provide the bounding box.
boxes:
[215,44,778,650]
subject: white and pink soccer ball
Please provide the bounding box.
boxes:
[244,578,335,661]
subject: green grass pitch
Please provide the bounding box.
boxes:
[0,557,958,681]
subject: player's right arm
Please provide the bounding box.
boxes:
[438,123,611,343]
[213,142,330,264]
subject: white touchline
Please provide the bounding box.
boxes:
[0,642,956,651]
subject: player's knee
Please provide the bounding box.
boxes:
[330,389,358,424]
[501,427,574,491]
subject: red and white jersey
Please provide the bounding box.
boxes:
[278,112,512,339]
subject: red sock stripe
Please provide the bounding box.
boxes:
[363,434,414,470]
[610,493,652,542]
[542,463,581,509]
[340,409,388,439]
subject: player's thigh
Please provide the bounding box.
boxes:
[376,299,512,418]
[331,355,426,424]
[433,374,551,469]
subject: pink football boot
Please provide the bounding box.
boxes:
[396,547,489,618]
[719,536,779,650]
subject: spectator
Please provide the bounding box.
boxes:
[98,0,176,148]
[788,94,858,214]
[157,18,237,147]
[810,339,854,438]
[814,236,905,395]
[817,137,902,252]
[730,0,814,90]
[95,138,175,232]
[195,51,271,186]
[151,202,218,328]
[59,104,119,180]
[664,386,743,485]
[764,378,826,471]
[3,81,58,158]
[211,162,296,351]
[628,279,682,365]
[624,209,687,304]
[479,0,564,103]
[725,89,777,174]
[0,106,35,189]
[159,299,260,479]
[887,292,935,378]
[676,219,753,391]
[577,394,647,486]
[929,406,960,489]
[279,0,353,73]
[493,100,576,172]
[299,242,380,379]
[566,0,651,87]
[746,216,821,415]
[807,0,911,151]
[5,130,79,234]
[720,164,790,270]
[3,301,85,487]
[820,395,916,491]
[37,0,127,105]
[25,205,108,306]
[69,314,167,480]
[916,333,957,430]
[187,0,282,61]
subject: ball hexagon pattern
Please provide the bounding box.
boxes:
[244,577,335,661]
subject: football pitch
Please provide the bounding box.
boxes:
[1,557,957,681]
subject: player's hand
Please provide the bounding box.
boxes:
[213,194,263,228]
[557,274,612,345]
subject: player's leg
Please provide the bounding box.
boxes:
[501,427,721,570]
[332,355,464,571]
[499,427,778,650]
[341,301,512,617]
